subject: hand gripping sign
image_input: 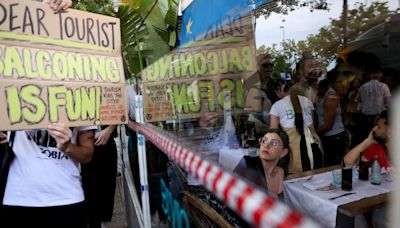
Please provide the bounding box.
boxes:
[0,0,127,130]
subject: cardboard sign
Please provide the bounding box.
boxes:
[0,0,127,130]
[142,14,260,122]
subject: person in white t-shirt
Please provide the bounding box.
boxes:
[0,2,95,227]
[270,81,323,174]
[0,123,96,227]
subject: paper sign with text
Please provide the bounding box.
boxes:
[141,14,259,122]
[0,0,127,130]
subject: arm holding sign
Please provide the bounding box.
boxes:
[95,125,117,146]
[48,123,94,164]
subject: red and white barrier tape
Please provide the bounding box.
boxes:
[132,122,320,228]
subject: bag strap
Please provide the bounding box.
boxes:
[8,131,15,148]
[0,131,16,203]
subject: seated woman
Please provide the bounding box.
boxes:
[233,128,290,198]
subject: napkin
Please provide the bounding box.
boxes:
[302,178,332,191]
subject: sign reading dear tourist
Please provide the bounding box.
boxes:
[0,0,127,130]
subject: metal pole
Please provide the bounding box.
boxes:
[343,0,348,47]
[134,95,151,228]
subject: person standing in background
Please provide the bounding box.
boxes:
[270,81,323,174]
[290,53,324,105]
[356,69,391,140]
[81,125,118,228]
[345,78,362,146]
[316,70,349,167]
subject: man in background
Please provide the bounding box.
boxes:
[356,69,391,139]
[290,53,324,105]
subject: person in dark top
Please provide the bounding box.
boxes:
[234,128,290,199]
[81,125,118,228]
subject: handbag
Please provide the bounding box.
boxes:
[0,131,15,202]
[304,128,324,169]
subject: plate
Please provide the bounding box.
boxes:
[315,183,337,192]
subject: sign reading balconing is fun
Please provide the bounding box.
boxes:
[142,14,259,122]
[0,0,127,130]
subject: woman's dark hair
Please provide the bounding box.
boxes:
[289,89,304,135]
[326,69,340,84]
[273,80,292,92]
[318,79,330,90]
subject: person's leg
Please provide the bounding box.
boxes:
[0,202,86,228]
[50,202,87,228]
[322,136,338,167]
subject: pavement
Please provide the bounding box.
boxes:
[107,176,128,228]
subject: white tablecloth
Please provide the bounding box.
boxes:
[218,147,245,171]
[284,170,391,227]
[218,147,259,171]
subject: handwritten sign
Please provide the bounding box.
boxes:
[142,14,259,122]
[0,0,127,130]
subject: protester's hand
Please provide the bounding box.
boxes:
[47,0,72,12]
[199,112,219,128]
[0,132,8,144]
[95,128,112,146]
[48,123,72,152]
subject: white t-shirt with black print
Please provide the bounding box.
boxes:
[270,95,314,128]
[3,126,96,207]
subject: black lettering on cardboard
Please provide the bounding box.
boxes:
[36,8,49,36]
[96,19,100,47]
[9,3,21,31]
[0,4,7,26]
[57,11,64,39]
[87,18,96,45]
[75,17,85,40]
[64,16,75,38]
[101,23,109,47]
[109,22,116,50]
[22,6,34,34]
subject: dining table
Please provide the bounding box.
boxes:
[283,166,392,227]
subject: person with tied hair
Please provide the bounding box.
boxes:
[270,81,323,174]
[234,128,290,198]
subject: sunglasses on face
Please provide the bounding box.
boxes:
[259,138,282,148]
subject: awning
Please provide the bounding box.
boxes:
[338,14,400,69]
